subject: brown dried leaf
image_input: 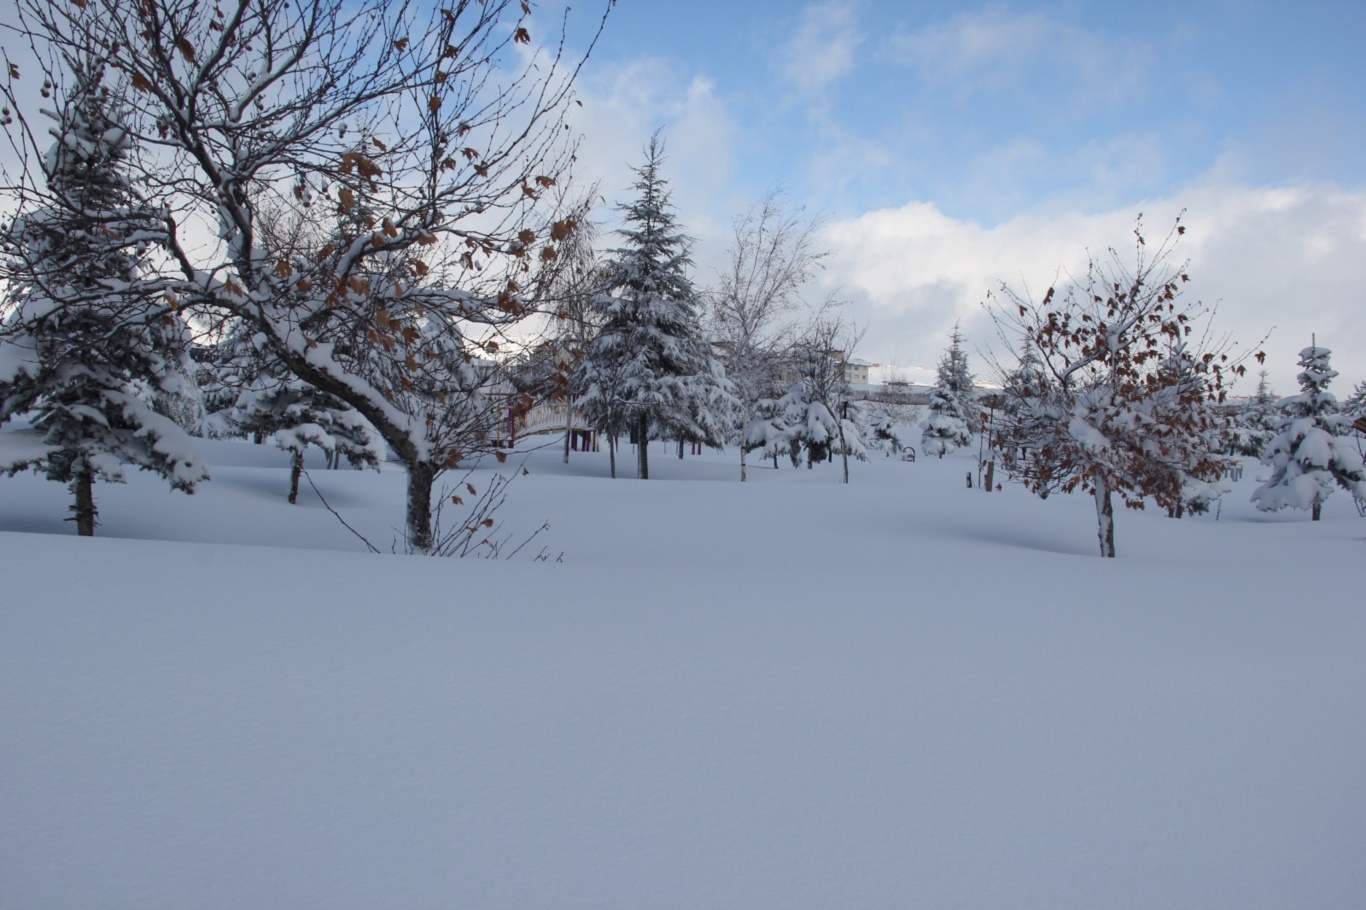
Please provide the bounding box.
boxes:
[550,219,576,242]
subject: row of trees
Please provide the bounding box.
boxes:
[3,4,1355,555]
[561,135,880,484]
[0,11,879,549]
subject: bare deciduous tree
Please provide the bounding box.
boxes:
[707,189,827,481]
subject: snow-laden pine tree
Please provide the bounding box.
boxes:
[769,320,869,479]
[207,324,381,502]
[919,325,977,457]
[1251,345,1366,520]
[919,384,972,458]
[1159,343,1232,517]
[1342,380,1366,427]
[940,323,979,433]
[993,338,1049,480]
[0,66,207,535]
[860,400,901,456]
[1230,369,1279,457]
[577,134,734,479]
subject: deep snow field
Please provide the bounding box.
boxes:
[2,436,1364,910]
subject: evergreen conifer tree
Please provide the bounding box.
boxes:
[993,338,1049,481]
[1231,369,1279,457]
[919,384,972,458]
[1251,344,1366,520]
[577,134,733,479]
[1160,343,1232,516]
[939,323,979,433]
[0,65,207,534]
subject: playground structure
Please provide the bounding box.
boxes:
[495,400,597,451]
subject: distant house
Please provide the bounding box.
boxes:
[843,357,871,385]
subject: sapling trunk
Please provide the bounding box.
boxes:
[1094,479,1116,558]
[288,450,304,504]
[72,468,96,537]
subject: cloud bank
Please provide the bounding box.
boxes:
[819,180,1366,392]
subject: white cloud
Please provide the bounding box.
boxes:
[774,1,864,98]
[569,57,741,256]
[817,179,1366,393]
[886,9,1153,108]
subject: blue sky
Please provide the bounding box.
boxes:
[568,0,1366,390]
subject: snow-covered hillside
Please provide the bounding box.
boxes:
[3,440,1363,910]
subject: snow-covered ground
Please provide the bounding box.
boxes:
[3,438,1364,910]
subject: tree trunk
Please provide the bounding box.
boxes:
[609,433,617,479]
[71,468,97,537]
[837,414,850,484]
[1093,479,1116,558]
[741,445,748,482]
[563,397,573,464]
[637,414,649,480]
[288,450,304,504]
[406,461,437,554]
[677,437,684,460]
[1312,500,1322,521]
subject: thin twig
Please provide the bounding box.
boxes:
[302,469,380,554]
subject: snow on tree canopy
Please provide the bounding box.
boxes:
[1251,345,1366,520]
[575,134,735,479]
[0,66,207,535]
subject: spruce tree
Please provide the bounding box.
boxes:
[1251,344,1366,520]
[207,323,381,502]
[577,134,733,479]
[919,384,972,458]
[1232,369,1279,457]
[993,338,1050,481]
[1160,343,1232,517]
[939,323,979,433]
[0,65,207,534]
